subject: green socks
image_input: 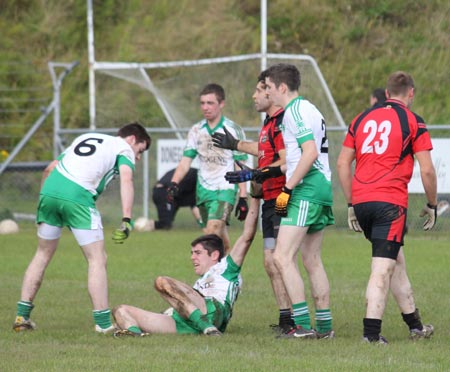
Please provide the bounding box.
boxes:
[292,302,312,330]
[188,309,213,332]
[292,303,333,333]
[128,325,143,334]
[315,309,333,334]
[16,300,34,319]
[93,309,113,329]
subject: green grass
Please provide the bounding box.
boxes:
[1,225,449,371]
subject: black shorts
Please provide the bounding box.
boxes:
[261,199,281,241]
[354,202,407,259]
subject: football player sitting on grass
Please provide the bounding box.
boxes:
[112,188,261,337]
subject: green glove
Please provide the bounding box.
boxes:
[112,218,133,244]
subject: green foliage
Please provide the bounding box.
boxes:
[0,227,449,371]
[0,0,449,161]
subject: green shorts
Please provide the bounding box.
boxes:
[171,298,230,334]
[198,200,233,224]
[37,195,102,230]
[281,199,334,233]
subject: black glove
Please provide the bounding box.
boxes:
[275,186,292,217]
[225,169,254,184]
[212,126,239,150]
[167,182,179,203]
[253,166,284,183]
[235,197,249,221]
[224,160,255,184]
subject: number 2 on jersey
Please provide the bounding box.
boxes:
[361,120,391,154]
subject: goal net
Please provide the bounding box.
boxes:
[92,54,345,133]
[81,54,350,226]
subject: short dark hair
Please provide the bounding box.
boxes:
[265,63,301,92]
[371,88,386,104]
[386,71,415,97]
[199,83,225,102]
[117,122,151,150]
[257,69,269,84]
[191,234,225,261]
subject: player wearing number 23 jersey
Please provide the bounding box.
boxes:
[343,98,433,208]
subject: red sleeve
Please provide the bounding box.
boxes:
[412,122,433,153]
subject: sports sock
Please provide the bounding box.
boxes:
[292,302,311,330]
[315,309,333,333]
[16,300,34,319]
[401,308,423,330]
[188,309,213,332]
[363,318,382,341]
[279,308,294,327]
[128,325,143,334]
[93,309,113,329]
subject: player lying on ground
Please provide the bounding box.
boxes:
[112,192,261,337]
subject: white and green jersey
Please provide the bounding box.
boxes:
[282,97,332,206]
[41,133,135,207]
[183,116,247,205]
[193,255,242,311]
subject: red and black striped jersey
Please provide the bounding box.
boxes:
[343,99,432,208]
[258,108,286,201]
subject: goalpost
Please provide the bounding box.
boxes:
[79,0,347,223]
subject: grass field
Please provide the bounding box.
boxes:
[0,222,449,372]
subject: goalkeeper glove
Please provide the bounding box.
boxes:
[347,204,362,232]
[225,169,254,184]
[167,182,179,203]
[224,160,255,184]
[235,197,249,221]
[112,217,133,244]
[211,126,239,150]
[420,203,437,231]
[275,186,292,217]
[253,166,284,183]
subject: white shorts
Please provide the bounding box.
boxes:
[37,223,104,246]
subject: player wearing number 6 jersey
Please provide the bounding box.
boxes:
[13,122,151,334]
[264,63,335,339]
[337,71,437,343]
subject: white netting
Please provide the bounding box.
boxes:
[93,55,345,135]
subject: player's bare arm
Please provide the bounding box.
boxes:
[415,150,438,206]
[237,140,259,156]
[119,164,134,219]
[171,156,192,184]
[336,146,356,204]
[229,197,260,267]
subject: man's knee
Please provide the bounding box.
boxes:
[112,304,127,319]
[206,219,223,233]
[154,276,173,293]
[263,251,278,277]
[272,251,287,272]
